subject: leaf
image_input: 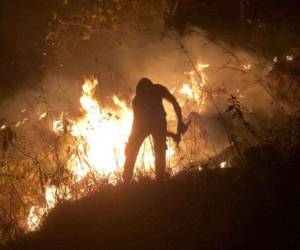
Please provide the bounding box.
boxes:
[236,109,243,118]
[225,105,235,112]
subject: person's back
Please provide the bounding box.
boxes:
[123,78,185,183]
[132,83,168,125]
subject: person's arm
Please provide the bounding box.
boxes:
[156,84,185,133]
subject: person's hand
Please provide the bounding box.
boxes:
[177,120,189,135]
[177,120,191,135]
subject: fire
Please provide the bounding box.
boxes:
[243,64,252,70]
[53,112,66,133]
[286,55,294,61]
[197,63,210,70]
[179,64,209,112]
[220,161,227,168]
[27,78,159,231]
[39,112,47,120]
[27,186,59,231]
[27,206,47,231]
[26,61,209,231]
[69,79,133,179]
[180,84,193,98]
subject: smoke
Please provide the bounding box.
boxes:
[0,3,295,239]
[0,12,276,155]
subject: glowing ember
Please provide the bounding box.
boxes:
[39,112,47,120]
[197,63,210,71]
[286,55,294,61]
[243,64,252,70]
[15,122,22,127]
[220,161,227,168]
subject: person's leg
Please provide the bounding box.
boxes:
[152,120,168,181]
[123,129,147,183]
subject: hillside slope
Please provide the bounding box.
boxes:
[7,164,299,250]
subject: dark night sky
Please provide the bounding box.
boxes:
[0,1,58,98]
[0,0,299,101]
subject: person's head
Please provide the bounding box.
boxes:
[136,78,153,96]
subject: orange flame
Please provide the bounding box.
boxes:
[27,61,209,231]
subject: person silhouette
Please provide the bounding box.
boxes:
[123,78,187,183]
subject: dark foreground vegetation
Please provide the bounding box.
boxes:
[4,150,299,250]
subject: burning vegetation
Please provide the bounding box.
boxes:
[9,62,212,233]
[0,0,300,247]
[1,49,300,241]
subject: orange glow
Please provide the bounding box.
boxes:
[27,61,209,231]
